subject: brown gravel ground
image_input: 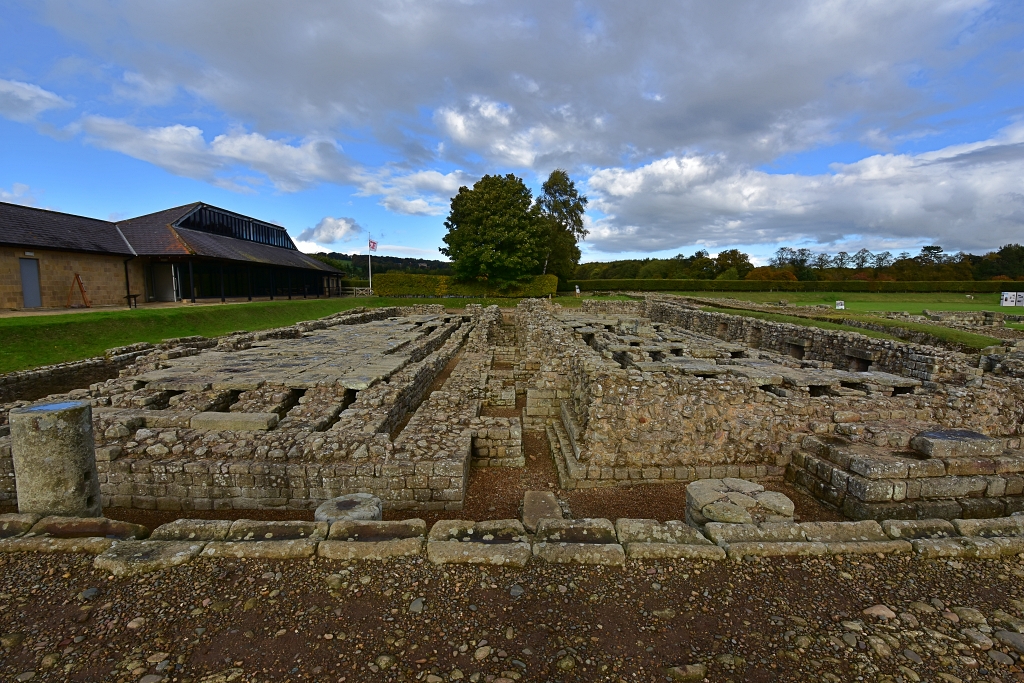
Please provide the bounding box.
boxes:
[1,551,1023,682]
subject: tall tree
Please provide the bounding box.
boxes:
[440,174,545,284]
[537,169,589,280]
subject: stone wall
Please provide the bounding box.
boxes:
[0,246,146,309]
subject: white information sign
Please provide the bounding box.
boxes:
[1002,292,1016,307]
[835,301,845,310]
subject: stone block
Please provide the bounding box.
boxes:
[318,537,425,561]
[944,457,997,476]
[624,542,725,560]
[428,519,528,543]
[849,455,908,480]
[29,516,148,540]
[314,493,382,524]
[919,476,988,499]
[614,519,712,545]
[799,521,887,543]
[149,519,231,541]
[190,412,279,431]
[200,539,318,559]
[914,499,963,520]
[93,540,205,576]
[704,522,805,545]
[824,540,912,555]
[522,491,563,533]
[952,517,1024,538]
[725,541,827,559]
[535,518,616,543]
[0,513,40,539]
[533,541,625,566]
[912,537,1002,559]
[845,475,895,502]
[426,540,531,567]
[0,536,115,554]
[226,519,328,541]
[910,430,1003,459]
[881,518,956,540]
[329,519,425,541]
[960,497,1006,519]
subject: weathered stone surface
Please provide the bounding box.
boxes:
[725,541,827,559]
[614,519,711,545]
[314,493,382,524]
[329,519,426,541]
[910,429,1003,459]
[533,541,626,566]
[94,540,205,576]
[0,536,115,554]
[318,537,425,561]
[825,540,913,555]
[29,516,148,540]
[522,491,562,532]
[10,400,102,517]
[535,518,616,544]
[881,518,956,540]
[0,513,40,539]
[721,477,764,495]
[624,542,726,560]
[200,539,318,559]
[799,520,887,542]
[226,520,328,541]
[753,491,795,517]
[952,516,1024,538]
[912,537,1002,559]
[428,519,527,543]
[149,519,232,541]
[705,522,805,545]
[702,502,753,524]
[666,663,707,682]
[426,541,531,567]
[189,412,279,431]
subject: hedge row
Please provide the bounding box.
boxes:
[564,279,1009,293]
[373,273,559,298]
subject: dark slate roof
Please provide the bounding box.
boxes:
[173,227,338,271]
[0,202,134,255]
[115,203,197,256]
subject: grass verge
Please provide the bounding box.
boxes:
[700,307,899,340]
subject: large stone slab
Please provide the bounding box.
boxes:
[0,536,115,554]
[149,519,232,542]
[911,430,1003,459]
[0,513,40,539]
[319,537,425,561]
[522,491,563,533]
[725,541,828,560]
[535,518,616,544]
[28,516,148,540]
[190,412,279,431]
[912,537,1002,559]
[315,494,382,524]
[799,521,887,543]
[533,541,625,566]
[200,539,318,559]
[881,519,956,540]
[953,517,1024,538]
[624,542,726,560]
[428,519,528,543]
[705,522,805,545]
[329,519,426,541]
[426,541,531,567]
[94,541,206,576]
[614,519,712,545]
[226,520,328,541]
[824,540,913,555]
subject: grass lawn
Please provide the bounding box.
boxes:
[700,307,899,341]
[0,294,634,374]
[670,290,1008,314]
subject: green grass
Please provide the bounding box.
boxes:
[700,307,899,340]
[0,294,637,374]
[671,290,1007,314]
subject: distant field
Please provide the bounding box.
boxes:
[669,290,1007,314]
[0,294,633,374]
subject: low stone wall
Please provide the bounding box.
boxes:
[470,416,523,467]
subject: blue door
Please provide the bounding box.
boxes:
[19,258,41,308]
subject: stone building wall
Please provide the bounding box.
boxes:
[0,246,146,309]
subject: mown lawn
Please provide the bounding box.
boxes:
[700,307,900,341]
[671,290,1007,314]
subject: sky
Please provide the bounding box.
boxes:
[1,1,1023,265]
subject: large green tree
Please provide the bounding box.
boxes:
[537,169,588,281]
[440,174,546,284]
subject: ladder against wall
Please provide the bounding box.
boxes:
[66,273,92,308]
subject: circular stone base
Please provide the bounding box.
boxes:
[314,493,383,524]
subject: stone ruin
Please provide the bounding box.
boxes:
[1,295,1023,525]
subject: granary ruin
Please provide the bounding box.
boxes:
[2,296,1024,526]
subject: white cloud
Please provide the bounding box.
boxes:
[112,71,177,105]
[297,216,363,245]
[587,123,1024,254]
[0,79,71,123]
[0,182,36,205]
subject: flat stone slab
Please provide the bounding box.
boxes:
[0,513,40,539]
[0,536,115,554]
[702,502,753,524]
[911,429,1003,459]
[94,541,206,576]
[522,491,563,533]
[881,519,957,540]
[190,412,279,431]
[426,540,531,567]
[226,520,328,541]
[799,521,887,543]
[824,540,913,555]
[28,516,148,540]
[686,478,793,527]
[427,520,528,543]
[614,519,712,545]
[200,539,318,559]
[533,542,625,566]
[953,517,1024,538]
[705,522,806,545]
[149,519,232,541]
[315,494,382,524]
[319,537,425,561]
[329,519,426,541]
[535,518,617,544]
[624,542,726,560]
[912,537,1002,559]
[725,541,828,560]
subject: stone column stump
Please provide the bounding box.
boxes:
[9,400,102,517]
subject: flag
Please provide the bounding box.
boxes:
[368,239,378,252]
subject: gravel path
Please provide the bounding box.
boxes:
[1,552,1023,682]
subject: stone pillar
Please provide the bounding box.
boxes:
[9,400,102,517]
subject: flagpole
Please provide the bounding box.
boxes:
[368,249,372,293]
